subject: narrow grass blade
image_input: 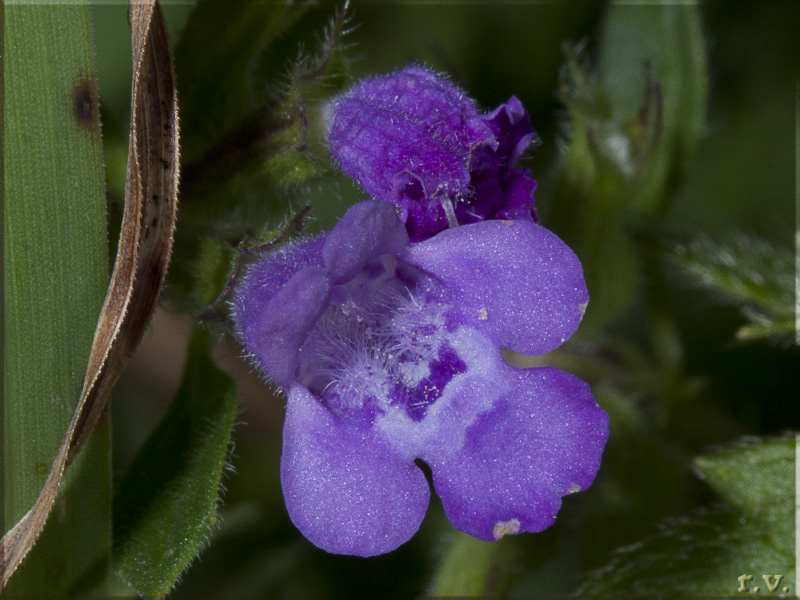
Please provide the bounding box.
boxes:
[3,3,110,596]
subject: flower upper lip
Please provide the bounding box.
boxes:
[326,65,539,241]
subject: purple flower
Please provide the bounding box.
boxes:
[233,200,608,556]
[325,66,539,241]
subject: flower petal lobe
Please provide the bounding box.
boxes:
[281,385,430,556]
[424,366,608,541]
[406,219,589,355]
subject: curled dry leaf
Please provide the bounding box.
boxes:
[1,0,180,590]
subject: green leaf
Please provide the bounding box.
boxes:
[113,328,238,597]
[577,435,796,598]
[4,3,111,597]
[663,233,795,344]
[695,435,796,546]
[577,508,794,599]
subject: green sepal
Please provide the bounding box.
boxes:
[190,203,312,324]
[174,0,310,163]
[190,236,241,317]
[549,3,708,331]
[262,4,352,186]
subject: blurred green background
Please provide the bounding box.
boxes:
[81,1,799,598]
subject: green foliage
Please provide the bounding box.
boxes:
[170,2,354,313]
[695,436,796,545]
[113,329,238,597]
[577,436,795,598]
[175,0,310,163]
[597,3,707,213]
[550,3,707,330]
[4,4,111,596]
[663,233,795,345]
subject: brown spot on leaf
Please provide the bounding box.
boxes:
[73,78,100,131]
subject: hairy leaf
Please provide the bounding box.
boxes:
[664,233,795,345]
[577,435,796,598]
[113,329,238,597]
[695,435,796,546]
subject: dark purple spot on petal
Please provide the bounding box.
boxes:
[391,345,467,421]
